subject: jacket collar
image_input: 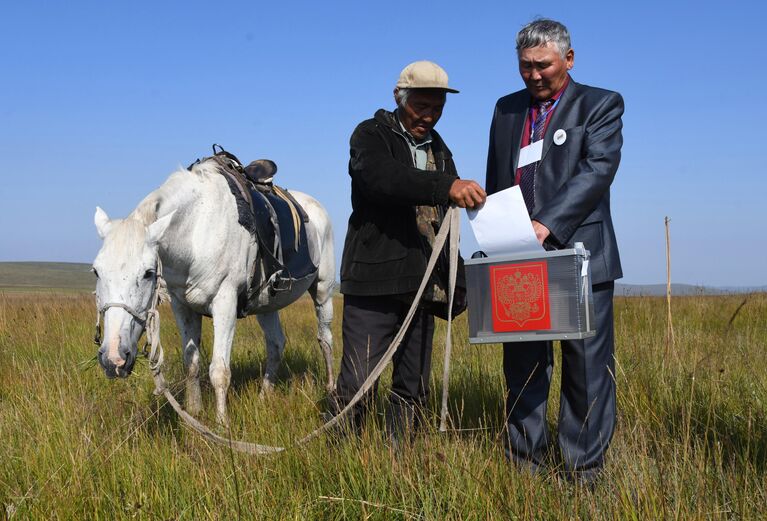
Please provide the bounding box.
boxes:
[374,108,450,159]
[510,79,579,165]
[540,79,577,163]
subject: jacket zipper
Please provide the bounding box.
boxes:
[390,126,447,222]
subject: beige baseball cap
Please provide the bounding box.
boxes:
[395,60,459,93]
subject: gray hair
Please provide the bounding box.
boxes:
[516,18,571,59]
[394,87,411,108]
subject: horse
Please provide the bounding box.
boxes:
[92,158,335,426]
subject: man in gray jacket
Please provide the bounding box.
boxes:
[485,19,623,482]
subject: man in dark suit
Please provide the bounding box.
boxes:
[485,18,623,482]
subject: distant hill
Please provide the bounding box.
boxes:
[616,283,767,297]
[0,262,95,292]
[1,262,764,296]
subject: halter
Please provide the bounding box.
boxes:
[93,257,168,369]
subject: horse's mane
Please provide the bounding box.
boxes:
[188,159,220,178]
[129,161,221,226]
[101,218,148,259]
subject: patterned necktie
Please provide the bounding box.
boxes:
[519,99,553,214]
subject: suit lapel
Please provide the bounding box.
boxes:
[540,80,577,163]
[508,99,528,184]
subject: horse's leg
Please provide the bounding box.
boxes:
[256,311,285,396]
[308,275,335,394]
[170,299,203,416]
[209,290,238,426]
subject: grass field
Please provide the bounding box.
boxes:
[0,290,765,519]
[0,262,94,293]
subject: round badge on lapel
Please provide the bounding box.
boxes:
[553,129,567,146]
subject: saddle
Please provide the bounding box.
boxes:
[188,145,317,317]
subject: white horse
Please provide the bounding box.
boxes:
[92,159,335,425]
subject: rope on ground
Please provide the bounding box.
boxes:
[147,206,462,455]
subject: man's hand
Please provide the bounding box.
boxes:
[532,220,550,245]
[448,180,487,209]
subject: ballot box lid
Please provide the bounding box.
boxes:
[465,245,589,266]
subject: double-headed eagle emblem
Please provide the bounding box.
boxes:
[495,269,544,325]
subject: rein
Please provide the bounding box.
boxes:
[99,207,461,455]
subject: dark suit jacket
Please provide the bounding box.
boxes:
[341,109,458,296]
[485,79,624,284]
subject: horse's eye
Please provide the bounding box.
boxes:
[143,270,155,280]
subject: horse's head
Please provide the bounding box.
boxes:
[92,207,174,378]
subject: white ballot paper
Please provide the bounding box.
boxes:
[466,186,544,255]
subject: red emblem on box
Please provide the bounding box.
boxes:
[490,261,551,332]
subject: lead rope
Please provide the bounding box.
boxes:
[145,258,167,370]
[439,205,460,432]
[146,206,461,455]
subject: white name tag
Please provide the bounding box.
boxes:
[517,139,543,169]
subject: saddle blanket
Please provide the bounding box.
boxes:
[249,185,316,282]
[191,147,317,316]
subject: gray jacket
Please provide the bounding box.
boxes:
[486,79,624,284]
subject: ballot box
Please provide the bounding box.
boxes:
[464,243,595,344]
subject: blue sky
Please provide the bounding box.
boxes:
[1,0,764,286]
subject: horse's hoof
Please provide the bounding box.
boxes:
[214,411,230,428]
[185,386,203,416]
[259,380,275,398]
[185,403,202,417]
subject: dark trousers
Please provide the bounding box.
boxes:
[334,294,435,435]
[503,281,616,476]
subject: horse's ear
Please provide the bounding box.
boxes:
[95,207,112,239]
[147,210,176,246]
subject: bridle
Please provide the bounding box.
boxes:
[93,257,168,368]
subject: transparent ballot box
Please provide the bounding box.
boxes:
[464,243,595,344]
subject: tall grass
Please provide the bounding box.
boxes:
[0,291,765,519]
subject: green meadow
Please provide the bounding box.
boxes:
[1,290,765,519]
[0,262,95,293]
